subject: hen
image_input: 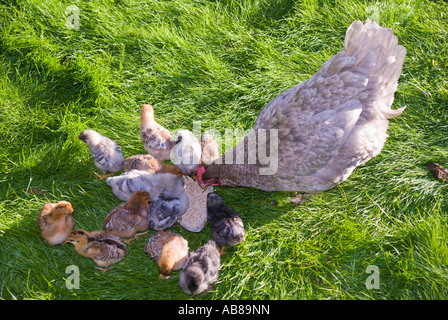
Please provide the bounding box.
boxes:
[140,104,175,161]
[145,231,189,279]
[103,190,151,242]
[78,130,124,179]
[178,240,220,298]
[206,192,245,254]
[201,20,407,192]
[38,201,74,245]
[66,229,127,272]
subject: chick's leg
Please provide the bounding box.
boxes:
[219,246,226,255]
[123,231,149,243]
[94,172,115,180]
[95,266,111,273]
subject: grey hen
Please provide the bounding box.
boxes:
[201,20,407,192]
[178,240,220,297]
[206,192,245,254]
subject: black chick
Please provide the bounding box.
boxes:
[206,192,245,254]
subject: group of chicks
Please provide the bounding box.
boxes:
[37,104,245,297]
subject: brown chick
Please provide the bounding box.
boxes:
[140,104,176,161]
[145,231,189,279]
[66,229,127,272]
[200,132,219,166]
[103,190,151,242]
[123,154,183,177]
[38,201,75,245]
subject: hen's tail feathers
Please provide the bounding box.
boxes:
[343,20,406,120]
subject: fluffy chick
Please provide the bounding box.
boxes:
[145,231,189,279]
[206,192,245,254]
[200,132,219,166]
[103,190,151,242]
[38,201,75,245]
[178,240,220,298]
[123,154,183,177]
[140,104,176,161]
[66,229,127,272]
[78,129,124,179]
[148,191,189,230]
[107,170,186,202]
[171,130,201,179]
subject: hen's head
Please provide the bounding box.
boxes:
[196,166,221,187]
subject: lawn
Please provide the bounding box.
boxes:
[0,0,447,300]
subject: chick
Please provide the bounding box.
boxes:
[123,154,183,177]
[178,240,220,298]
[148,191,189,230]
[103,190,151,242]
[206,192,245,255]
[38,201,75,245]
[200,132,219,166]
[66,229,127,272]
[140,104,176,161]
[78,129,124,179]
[145,231,189,279]
[106,170,185,202]
[171,130,201,179]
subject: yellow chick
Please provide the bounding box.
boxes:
[66,229,127,272]
[38,201,75,245]
[103,190,151,242]
[145,231,189,279]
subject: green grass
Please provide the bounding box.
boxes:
[1,0,448,300]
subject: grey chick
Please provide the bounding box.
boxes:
[78,129,124,179]
[206,192,245,255]
[106,170,184,202]
[171,130,201,179]
[178,240,220,298]
[148,191,189,230]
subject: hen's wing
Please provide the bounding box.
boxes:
[273,99,362,176]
